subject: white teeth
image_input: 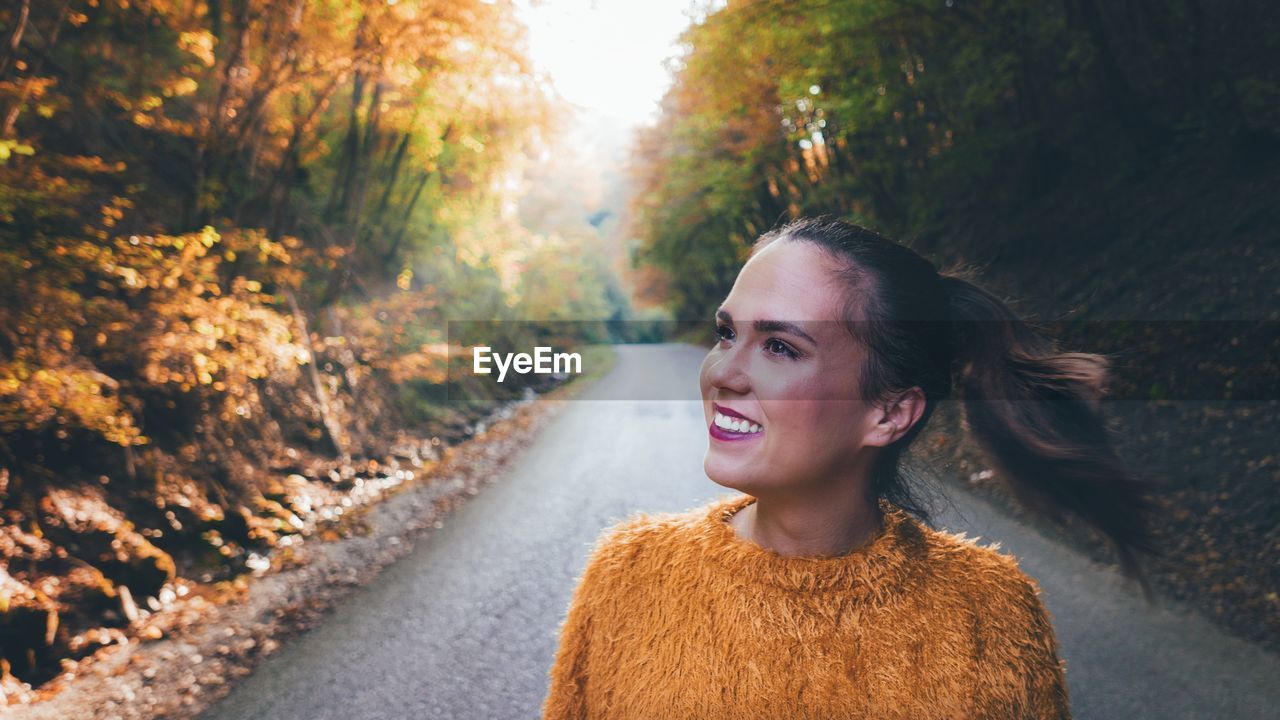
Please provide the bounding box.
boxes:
[713,412,762,434]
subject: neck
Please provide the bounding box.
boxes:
[731,489,885,558]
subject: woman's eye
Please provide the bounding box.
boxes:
[765,339,798,359]
[714,323,734,342]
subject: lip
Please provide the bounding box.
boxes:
[712,402,760,425]
[709,402,764,442]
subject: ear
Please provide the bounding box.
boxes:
[865,386,927,447]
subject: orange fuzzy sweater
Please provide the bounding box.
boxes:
[542,493,1071,719]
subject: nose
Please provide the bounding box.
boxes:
[704,344,750,396]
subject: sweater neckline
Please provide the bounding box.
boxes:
[699,493,923,596]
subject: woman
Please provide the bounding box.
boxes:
[542,217,1157,719]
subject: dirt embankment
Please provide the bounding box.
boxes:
[3,395,563,717]
[2,344,615,716]
[0,310,613,710]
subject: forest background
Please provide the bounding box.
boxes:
[1,0,1277,698]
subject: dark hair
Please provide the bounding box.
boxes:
[751,216,1160,597]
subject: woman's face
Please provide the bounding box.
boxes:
[699,239,893,496]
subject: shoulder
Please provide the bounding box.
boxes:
[576,499,720,583]
[913,522,1053,622]
[908,522,1065,677]
[909,523,1070,713]
[586,502,708,560]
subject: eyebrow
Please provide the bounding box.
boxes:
[716,309,818,346]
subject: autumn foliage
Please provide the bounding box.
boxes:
[0,0,605,690]
[630,0,1280,320]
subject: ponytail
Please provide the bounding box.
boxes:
[940,267,1161,599]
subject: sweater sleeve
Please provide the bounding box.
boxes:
[970,557,1072,720]
[542,520,643,720]
[1018,577,1072,720]
[542,570,595,720]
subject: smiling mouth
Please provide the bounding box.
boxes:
[710,403,763,440]
[712,411,762,434]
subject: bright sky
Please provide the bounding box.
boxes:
[514,0,706,128]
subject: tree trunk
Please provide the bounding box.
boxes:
[380,171,430,266]
[1067,0,1169,153]
[285,290,346,458]
[1,0,70,138]
[0,0,30,80]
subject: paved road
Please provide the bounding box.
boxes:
[201,343,1280,720]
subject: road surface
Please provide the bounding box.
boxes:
[201,343,1280,720]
